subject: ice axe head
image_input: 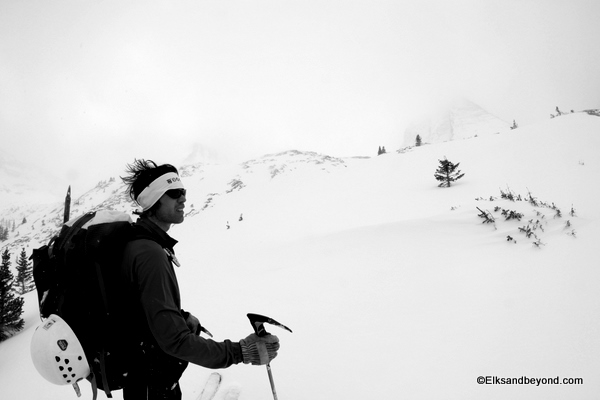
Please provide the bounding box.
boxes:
[247,313,293,337]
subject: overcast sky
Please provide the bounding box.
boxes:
[1,0,599,189]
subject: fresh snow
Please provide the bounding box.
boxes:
[1,113,599,399]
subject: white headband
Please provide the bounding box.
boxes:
[137,172,185,211]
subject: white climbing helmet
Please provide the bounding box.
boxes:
[30,314,90,386]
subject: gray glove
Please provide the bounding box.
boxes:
[240,333,280,365]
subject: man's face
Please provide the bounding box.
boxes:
[153,189,186,228]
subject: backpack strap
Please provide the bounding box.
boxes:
[97,348,112,398]
[93,259,113,398]
[89,373,99,400]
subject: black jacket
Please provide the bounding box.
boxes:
[121,217,243,368]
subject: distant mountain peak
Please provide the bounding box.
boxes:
[402,99,509,147]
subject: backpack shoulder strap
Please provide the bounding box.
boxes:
[86,220,135,399]
[54,212,95,252]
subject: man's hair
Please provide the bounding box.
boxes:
[121,159,179,214]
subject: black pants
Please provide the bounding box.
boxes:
[123,378,182,400]
[123,376,183,400]
[123,343,188,400]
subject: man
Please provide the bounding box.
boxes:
[120,159,279,400]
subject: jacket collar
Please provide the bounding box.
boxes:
[134,216,178,250]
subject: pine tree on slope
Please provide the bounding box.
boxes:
[15,248,35,295]
[0,249,25,342]
[434,158,465,188]
[0,225,8,241]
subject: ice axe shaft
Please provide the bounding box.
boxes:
[266,363,277,400]
[247,313,292,400]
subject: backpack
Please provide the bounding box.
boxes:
[30,210,136,399]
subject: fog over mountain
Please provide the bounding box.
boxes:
[402,98,510,147]
[0,148,67,206]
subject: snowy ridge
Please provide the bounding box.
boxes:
[242,150,346,177]
[0,150,349,255]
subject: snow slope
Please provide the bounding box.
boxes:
[1,112,599,400]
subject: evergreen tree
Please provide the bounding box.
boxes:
[434,158,465,188]
[0,249,25,341]
[377,146,382,155]
[416,135,422,147]
[15,248,34,295]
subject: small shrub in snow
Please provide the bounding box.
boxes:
[554,208,562,218]
[532,238,546,248]
[500,186,522,201]
[434,158,465,188]
[519,222,542,239]
[500,209,523,221]
[476,207,495,224]
[476,187,577,247]
[525,189,539,207]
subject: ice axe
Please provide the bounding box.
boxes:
[247,313,292,400]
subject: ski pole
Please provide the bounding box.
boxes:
[247,313,292,400]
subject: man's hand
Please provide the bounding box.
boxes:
[183,312,212,337]
[183,312,200,335]
[240,333,280,365]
